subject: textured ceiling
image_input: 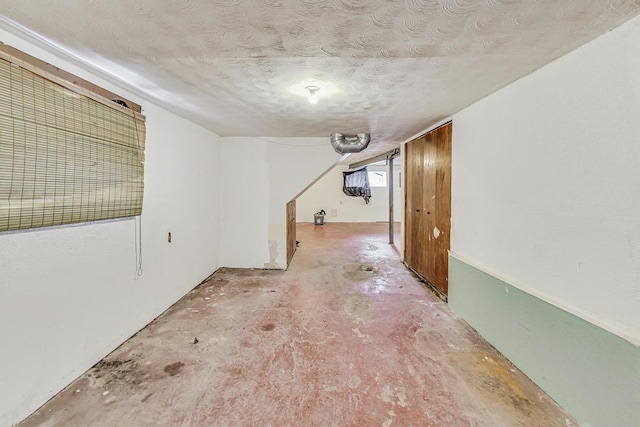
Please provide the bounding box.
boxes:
[1,0,640,162]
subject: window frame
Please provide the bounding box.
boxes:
[367,170,387,188]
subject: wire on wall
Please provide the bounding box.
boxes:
[134,214,143,279]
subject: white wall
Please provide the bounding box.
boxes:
[221,137,340,268]
[450,15,640,343]
[296,164,402,223]
[0,29,222,426]
[220,137,270,267]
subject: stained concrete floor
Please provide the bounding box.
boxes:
[21,223,577,427]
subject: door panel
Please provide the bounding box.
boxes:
[433,124,452,294]
[286,199,296,267]
[422,131,437,283]
[405,136,425,271]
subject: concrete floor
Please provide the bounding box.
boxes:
[21,223,577,427]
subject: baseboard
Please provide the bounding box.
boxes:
[448,255,640,427]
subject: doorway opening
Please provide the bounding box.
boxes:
[288,151,402,268]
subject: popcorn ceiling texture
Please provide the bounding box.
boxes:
[1,0,639,160]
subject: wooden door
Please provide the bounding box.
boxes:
[405,135,425,272]
[432,124,452,293]
[404,122,452,297]
[421,130,437,283]
[286,199,296,267]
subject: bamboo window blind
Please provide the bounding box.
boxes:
[0,54,146,233]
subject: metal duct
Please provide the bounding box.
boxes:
[330,132,371,154]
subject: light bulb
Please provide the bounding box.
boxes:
[306,86,319,104]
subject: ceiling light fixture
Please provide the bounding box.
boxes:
[305,86,319,104]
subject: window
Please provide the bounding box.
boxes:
[0,48,146,233]
[367,171,387,187]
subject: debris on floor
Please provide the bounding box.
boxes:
[18,223,577,427]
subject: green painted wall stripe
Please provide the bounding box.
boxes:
[449,255,640,427]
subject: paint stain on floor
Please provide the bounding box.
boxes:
[18,223,578,427]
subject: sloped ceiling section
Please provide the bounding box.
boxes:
[1,0,639,160]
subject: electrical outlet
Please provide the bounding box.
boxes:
[168,232,172,243]
[331,209,338,217]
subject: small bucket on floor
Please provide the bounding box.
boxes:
[314,210,326,226]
